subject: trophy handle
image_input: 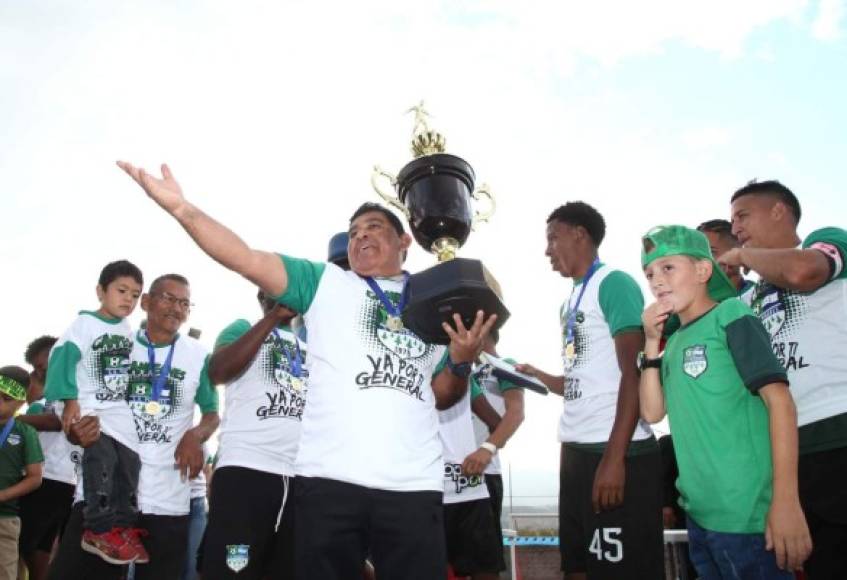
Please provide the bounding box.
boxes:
[371,166,410,219]
[471,183,496,230]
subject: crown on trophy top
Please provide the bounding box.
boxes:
[407,101,446,158]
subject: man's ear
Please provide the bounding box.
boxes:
[140,293,151,313]
[400,232,413,251]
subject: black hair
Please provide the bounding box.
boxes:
[697,219,739,245]
[547,201,606,246]
[731,180,801,225]
[349,203,405,236]
[0,365,30,390]
[149,273,190,295]
[24,335,58,365]
[98,260,143,289]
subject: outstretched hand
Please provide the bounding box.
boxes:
[117,161,186,215]
[443,311,498,364]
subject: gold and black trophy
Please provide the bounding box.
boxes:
[371,102,510,344]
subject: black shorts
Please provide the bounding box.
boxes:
[798,444,847,578]
[444,497,505,576]
[559,443,664,579]
[201,466,294,579]
[294,476,445,580]
[19,478,75,555]
[134,512,190,579]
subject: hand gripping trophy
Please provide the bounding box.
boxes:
[371,102,509,344]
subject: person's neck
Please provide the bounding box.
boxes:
[145,325,177,345]
[95,307,120,321]
[762,230,802,250]
[571,251,599,281]
[357,265,404,279]
[732,275,746,291]
[677,294,717,326]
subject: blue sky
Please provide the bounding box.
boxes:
[2,0,845,505]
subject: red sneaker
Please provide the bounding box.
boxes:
[81,528,137,565]
[122,528,150,564]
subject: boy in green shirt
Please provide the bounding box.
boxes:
[638,225,811,578]
[0,366,44,580]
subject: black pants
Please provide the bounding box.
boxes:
[294,477,446,580]
[559,444,664,580]
[48,503,124,580]
[133,513,190,580]
[48,503,190,580]
[799,445,847,579]
[485,474,504,550]
[82,434,140,533]
[201,466,294,579]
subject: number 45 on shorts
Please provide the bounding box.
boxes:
[589,527,623,563]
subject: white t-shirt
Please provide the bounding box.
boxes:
[45,311,138,451]
[25,399,81,485]
[470,364,522,475]
[129,331,218,516]
[558,265,654,444]
[740,228,847,451]
[214,322,308,477]
[278,256,447,492]
[439,387,489,504]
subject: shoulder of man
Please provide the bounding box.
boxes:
[214,319,253,350]
[803,227,847,283]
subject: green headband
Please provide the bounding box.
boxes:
[0,376,26,401]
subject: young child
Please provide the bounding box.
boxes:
[0,366,44,580]
[44,260,146,565]
[638,225,811,578]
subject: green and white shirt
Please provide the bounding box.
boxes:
[277,256,446,492]
[741,227,847,454]
[25,399,81,485]
[215,321,308,477]
[662,299,787,533]
[129,332,218,516]
[45,311,137,451]
[558,265,653,444]
[440,378,489,505]
[471,363,520,476]
[0,420,44,517]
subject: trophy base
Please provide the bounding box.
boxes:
[401,258,510,345]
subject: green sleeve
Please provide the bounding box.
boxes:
[194,356,219,413]
[25,402,45,416]
[21,424,44,465]
[44,341,82,401]
[598,270,646,336]
[275,255,327,314]
[214,319,252,350]
[724,306,788,394]
[497,358,522,391]
[470,375,484,399]
[802,227,847,282]
[432,349,449,379]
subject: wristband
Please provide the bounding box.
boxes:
[480,441,497,455]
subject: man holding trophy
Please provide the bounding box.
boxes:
[117,106,499,579]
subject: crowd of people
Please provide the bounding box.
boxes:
[0,163,844,580]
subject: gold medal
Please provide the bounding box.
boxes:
[290,377,304,391]
[386,316,404,332]
[565,342,575,359]
[145,401,162,416]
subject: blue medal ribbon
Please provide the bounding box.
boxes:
[146,331,177,404]
[363,272,410,324]
[272,329,304,378]
[564,258,601,349]
[0,418,15,448]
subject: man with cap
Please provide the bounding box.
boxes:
[117,161,496,580]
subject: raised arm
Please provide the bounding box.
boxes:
[639,301,669,423]
[431,312,497,410]
[209,307,291,385]
[117,162,288,296]
[718,247,830,293]
[513,363,565,395]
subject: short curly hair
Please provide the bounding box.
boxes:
[547,201,606,246]
[24,335,58,366]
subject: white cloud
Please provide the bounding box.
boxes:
[812,0,845,40]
